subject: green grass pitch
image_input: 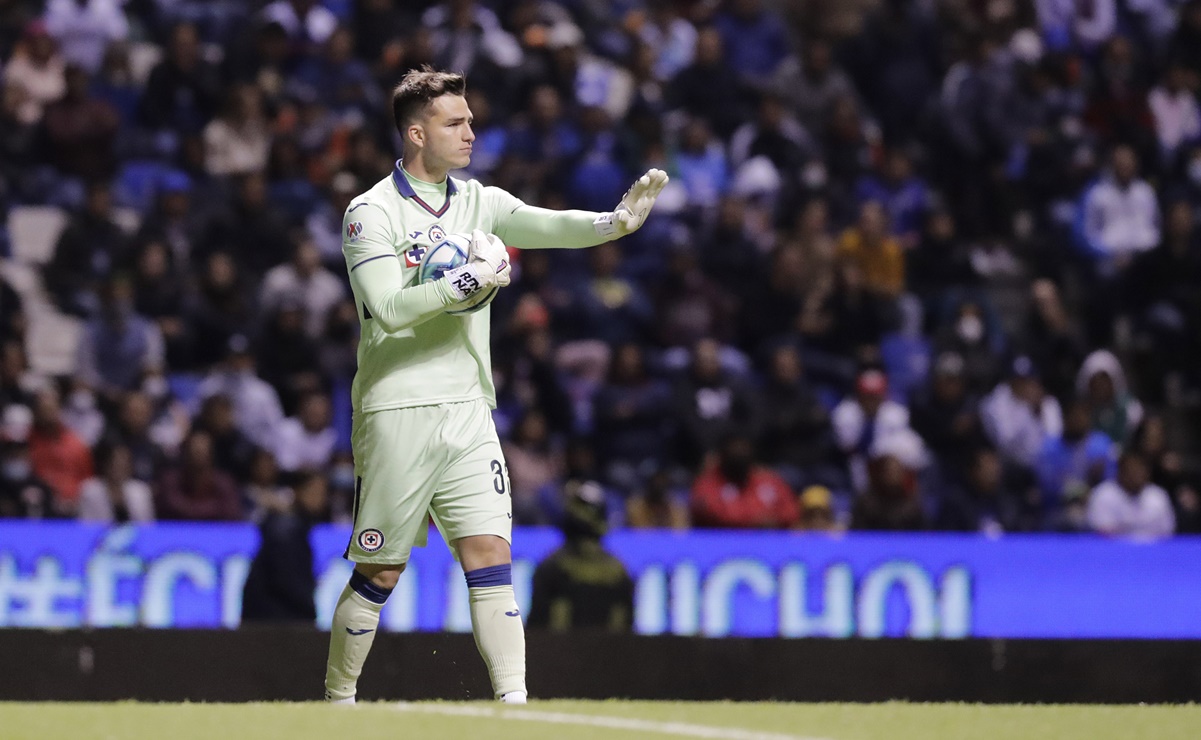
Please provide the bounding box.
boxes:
[1,700,1199,740]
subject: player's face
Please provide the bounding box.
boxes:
[422,94,475,170]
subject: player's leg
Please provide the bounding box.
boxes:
[325,407,443,703]
[456,534,526,703]
[325,562,403,704]
[430,400,526,702]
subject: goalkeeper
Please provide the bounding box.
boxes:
[325,66,668,705]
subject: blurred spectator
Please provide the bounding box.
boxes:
[563,242,654,344]
[45,181,126,317]
[935,447,1023,534]
[274,391,336,473]
[591,342,673,489]
[1078,145,1160,276]
[652,241,737,347]
[907,210,978,305]
[186,252,257,369]
[832,369,914,493]
[673,338,760,468]
[260,0,337,47]
[241,470,329,623]
[772,37,856,138]
[128,240,190,367]
[43,0,128,75]
[797,485,838,532]
[255,300,325,412]
[729,91,814,174]
[1024,279,1087,401]
[672,117,729,210]
[757,344,836,490]
[836,201,905,301]
[259,239,346,338]
[910,352,987,478]
[101,391,165,483]
[140,22,221,133]
[932,299,1005,395]
[1076,350,1144,443]
[197,335,285,451]
[201,172,294,276]
[1036,398,1116,524]
[203,84,272,177]
[75,275,165,401]
[668,25,747,138]
[0,279,24,345]
[712,0,790,80]
[3,21,66,125]
[850,444,927,531]
[27,388,93,514]
[625,468,690,530]
[194,393,257,480]
[244,447,291,522]
[41,63,120,180]
[691,432,799,529]
[135,171,207,272]
[0,340,33,409]
[502,409,562,525]
[59,378,105,447]
[77,442,154,523]
[0,405,55,519]
[528,480,634,632]
[980,356,1064,470]
[1130,414,1201,533]
[155,429,242,521]
[854,148,930,246]
[1148,62,1201,164]
[545,22,633,122]
[291,25,378,121]
[306,170,359,264]
[1087,451,1175,539]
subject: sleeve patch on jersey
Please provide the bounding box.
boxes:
[404,245,428,267]
[346,221,364,241]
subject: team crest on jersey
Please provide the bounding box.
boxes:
[357,528,384,553]
[346,221,364,241]
[404,245,428,267]
[428,225,447,243]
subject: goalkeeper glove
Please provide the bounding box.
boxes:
[594,168,669,239]
[441,230,511,302]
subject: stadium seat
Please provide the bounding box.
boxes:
[6,206,68,266]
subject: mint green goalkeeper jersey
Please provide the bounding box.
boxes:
[342,160,607,414]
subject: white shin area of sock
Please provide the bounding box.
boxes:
[325,585,385,701]
[469,584,527,698]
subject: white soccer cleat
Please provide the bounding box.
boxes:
[499,691,528,704]
[327,693,356,705]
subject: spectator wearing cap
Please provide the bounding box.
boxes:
[910,351,987,479]
[691,432,799,529]
[0,404,56,518]
[980,356,1064,471]
[259,238,346,339]
[75,275,166,403]
[155,429,243,521]
[43,0,129,75]
[1036,398,1116,525]
[197,335,285,451]
[528,480,634,631]
[850,434,927,531]
[798,485,838,532]
[832,369,915,494]
[1087,451,1175,539]
[77,442,154,523]
[3,21,66,125]
[134,169,208,272]
[1076,350,1144,444]
[27,388,94,514]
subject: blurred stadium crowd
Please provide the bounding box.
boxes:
[1,0,1200,538]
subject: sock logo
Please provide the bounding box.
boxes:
[504,610,520,617]
[357,528,384,553]
[345,627,375,636]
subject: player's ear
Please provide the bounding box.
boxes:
[407,123,425,148]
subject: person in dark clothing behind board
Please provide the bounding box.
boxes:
[527,481,634,632]
[242,471,330,623]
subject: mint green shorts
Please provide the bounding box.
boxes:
[346,399,512,564]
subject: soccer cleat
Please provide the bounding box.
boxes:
[326,690,356,705]
[499,691,527,704]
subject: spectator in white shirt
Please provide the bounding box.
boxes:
[1078,146,1161,275]
[259,239,345,338]
[197,335,285,451]
[981,356,1063,470]
[1087,451,1175,539]
[77,442,155,523]
[832,369,917,493]
[203,84,272,177]
[1148,62,1201,163]
[274,391,336,473]
[43,0,129,75]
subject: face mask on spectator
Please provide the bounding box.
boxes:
[956,315,984,344]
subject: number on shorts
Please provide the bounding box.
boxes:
[490,459,506,495]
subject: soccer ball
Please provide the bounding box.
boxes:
[417,232,499,315]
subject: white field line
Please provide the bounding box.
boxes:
[391,702,835,740]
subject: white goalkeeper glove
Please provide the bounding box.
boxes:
[441,230,511,302]
[594,168,669,239]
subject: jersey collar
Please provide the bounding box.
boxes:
[392,159,457,218]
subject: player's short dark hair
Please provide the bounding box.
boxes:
[391,66,467,135]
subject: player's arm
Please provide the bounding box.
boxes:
[344,205,499,332]
[492,169,669,249]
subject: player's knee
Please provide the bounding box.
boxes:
[353,562,405,593]
[456,534,511,571]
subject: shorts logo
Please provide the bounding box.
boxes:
[346,221,364,241]
[357,528,384,553]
